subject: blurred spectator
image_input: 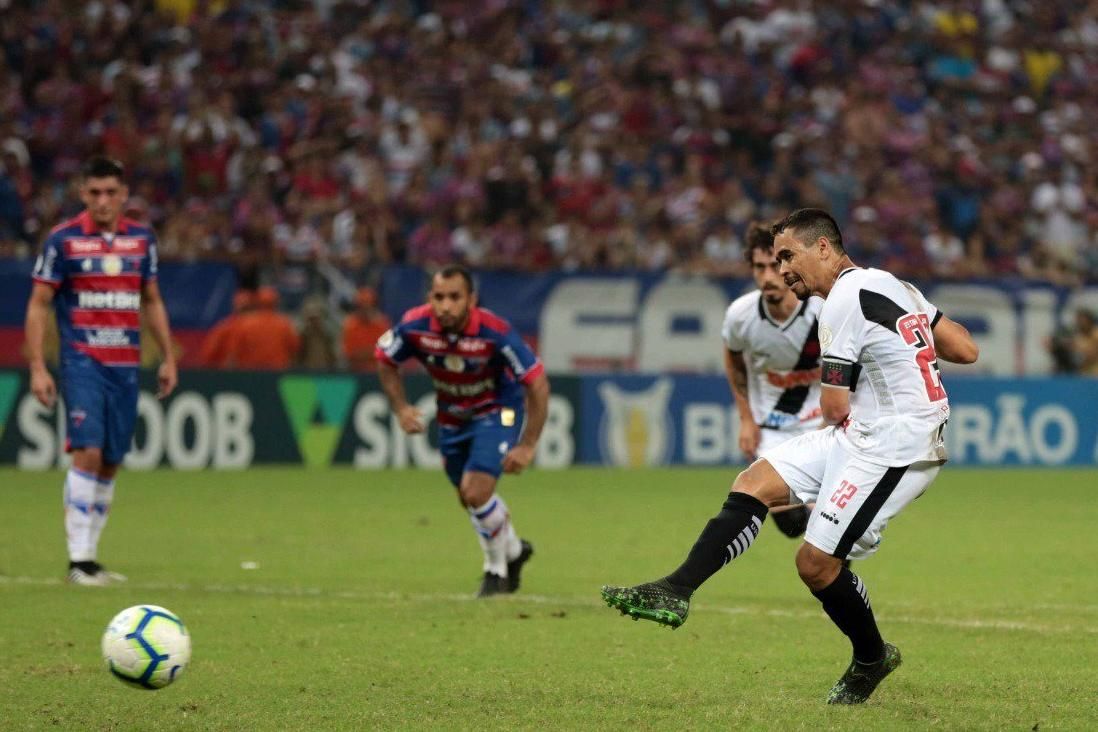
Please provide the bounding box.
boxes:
[1048,309,1098,376]
[341,287,391,373]
[298,296,338,371]
[0,0,1096,284]
[228,287,300,370]
[199,290,254,369]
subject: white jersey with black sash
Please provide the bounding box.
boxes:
[722,291,824,435]
[818,267,949,467]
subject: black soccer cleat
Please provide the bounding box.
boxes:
[476,572,509,598]
[600,579,690,628]
[826,642,902,704]
[771,504,810,538]
[506,540,534,592]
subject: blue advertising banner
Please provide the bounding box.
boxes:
[379,266,1098,375]
[578,375,1098,467]
[0,259,236,329]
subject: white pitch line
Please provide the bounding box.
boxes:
[2,575,1095,636]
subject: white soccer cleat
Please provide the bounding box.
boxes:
[67,567,112,586]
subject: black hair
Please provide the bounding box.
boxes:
[771,208,844,254]
[743,221,776,262]
[81,156,125,182]
[433,264,475,294]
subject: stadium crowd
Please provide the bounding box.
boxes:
[1,0,1097,293]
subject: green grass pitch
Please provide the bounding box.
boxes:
[1,467,1096,730]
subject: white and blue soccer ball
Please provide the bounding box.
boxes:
[101,605,191,689]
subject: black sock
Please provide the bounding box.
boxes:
[811,566,885,664]
[69,560,99,573]
[771,504,810,538]
[663,492,768,595]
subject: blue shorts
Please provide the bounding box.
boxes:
[61,355,139,466]
[439,405,524,488]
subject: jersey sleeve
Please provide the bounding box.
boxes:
[497,325,544,385]
[143,230,160,282]
[722,303,746,352]
[819,285,864,388]
[902,280,941,326]
[31,231,64,287]
[374,320,416,366]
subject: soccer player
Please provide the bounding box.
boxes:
[24,157,178,586]
[376,265,549,597]
[602,209,978,704]
[723,222,822,539]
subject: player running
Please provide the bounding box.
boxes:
[376,265,549,597]
[24,157,178,586]
[723,223,822,539]
[602,209,978,704]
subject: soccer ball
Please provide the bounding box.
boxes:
[101,605,191,689]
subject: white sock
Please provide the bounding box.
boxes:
[468,494,512,577]
[64,469,99,562]
[89,478,115,557]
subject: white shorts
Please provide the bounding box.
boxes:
[756,425,817,456]
[761,427,941,560]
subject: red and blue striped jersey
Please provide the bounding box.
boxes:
[31,211,158,369]
[375,305,544,427]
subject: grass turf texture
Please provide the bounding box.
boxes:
[1,467,1096,730]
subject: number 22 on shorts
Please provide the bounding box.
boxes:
[830,480,858,509]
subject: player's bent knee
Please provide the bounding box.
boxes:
[71,447,104,475]
[730,459,790,508]
[795,543,842,591]
[459,472,498,508]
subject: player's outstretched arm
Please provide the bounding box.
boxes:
[378,360,424,433]
[24,282,57,407]
[503,372,549,474]
[932,315,979,364]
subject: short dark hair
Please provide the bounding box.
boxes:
[432,264,475,294]
[771,208,844,254]
[743,221,776,262]
[81,156,125,182]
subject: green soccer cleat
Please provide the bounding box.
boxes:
[826,642,902,705]
[600,580,690,628]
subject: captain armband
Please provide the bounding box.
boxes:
[821,358,861,390]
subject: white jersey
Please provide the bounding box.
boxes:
[819,267,950,466]
[722,291,824,434]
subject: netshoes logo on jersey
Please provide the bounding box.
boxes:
[277,376,357,467]
[0,372,19,442]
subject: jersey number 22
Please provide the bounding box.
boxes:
[898,314,946,401]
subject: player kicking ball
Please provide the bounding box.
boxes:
[376,265,550,597]
[723,222,823,539]
[602,209,979,704]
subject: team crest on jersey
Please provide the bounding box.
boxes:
[102,255,124,276]
[443,354,465,372]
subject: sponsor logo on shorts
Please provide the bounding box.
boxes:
[819,511,840,525]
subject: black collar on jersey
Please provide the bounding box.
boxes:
[836,267,859,281]
[757,293,808,331]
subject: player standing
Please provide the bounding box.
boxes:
[24,157,178,586]
[602,209,978,704]
[723,223,822,538]
[376,265,549,597]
